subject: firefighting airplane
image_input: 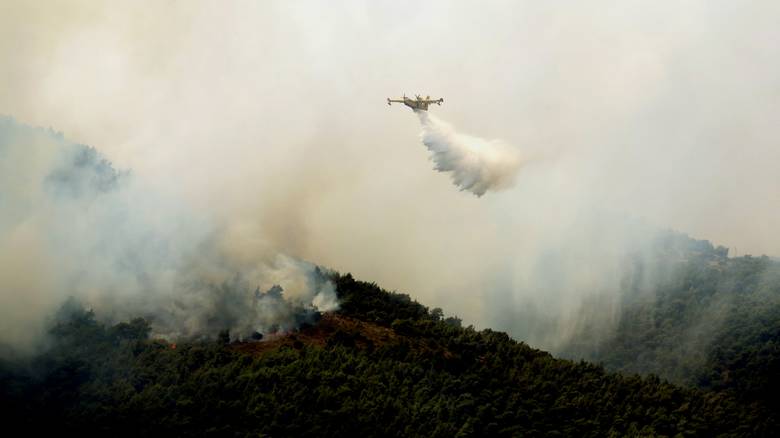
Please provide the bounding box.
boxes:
[387,94,444,111]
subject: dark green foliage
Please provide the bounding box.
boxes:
[334,273,432,326]
[1,274,774,437]
[217,329,231,346]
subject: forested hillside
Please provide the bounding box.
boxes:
[562,233,780,415]
[0,273,774,436]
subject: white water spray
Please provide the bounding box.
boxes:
[417,111,523,196]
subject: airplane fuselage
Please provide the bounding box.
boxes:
[387,95,444,111]
[402,97,432,111]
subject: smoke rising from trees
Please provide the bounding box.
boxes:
[0,117,338,352]
[1,1,780,354]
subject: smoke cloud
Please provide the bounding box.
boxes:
[417,111,523,196]
[0,117,337,352]
[1,1,780,355]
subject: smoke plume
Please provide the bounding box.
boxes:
[0,117,338,352]
[417,111,523,196]
[2,1,780,357]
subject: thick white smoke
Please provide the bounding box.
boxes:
[3,1,780,358]
[417,111,523,196]
[0,117,338,351]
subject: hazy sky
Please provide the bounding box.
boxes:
[2,1,779,346]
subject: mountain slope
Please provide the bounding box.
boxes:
[0,273,774,437]
[561,234,780,415]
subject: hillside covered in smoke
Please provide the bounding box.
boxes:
[1,273,775,436]
[560,232,780,413]
[0,117,338,350]
[3,117,780,435]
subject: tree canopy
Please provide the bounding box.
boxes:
[0,271,775,436]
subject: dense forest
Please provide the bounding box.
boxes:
[562,232,780,418]
[0,272,775,436]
